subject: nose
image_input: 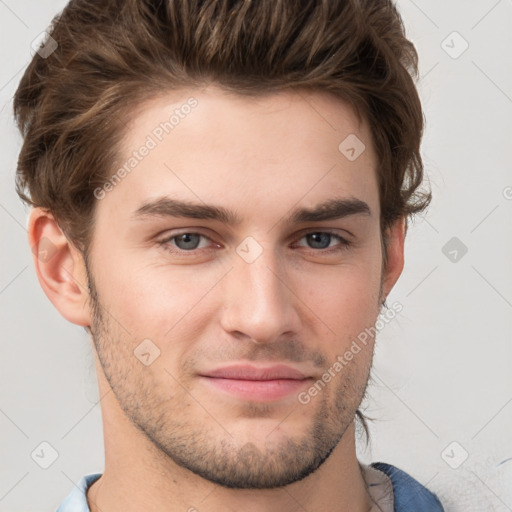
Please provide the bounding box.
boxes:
[219,243,301,345]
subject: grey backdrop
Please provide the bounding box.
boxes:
[1,1,511,510]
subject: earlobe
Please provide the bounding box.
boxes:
[28,208,91,327]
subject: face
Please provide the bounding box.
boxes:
[84,85,398,489]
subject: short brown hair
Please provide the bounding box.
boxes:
[13,0,431,442]
[14,0,430,258]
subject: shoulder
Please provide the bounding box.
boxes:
[56,473,102,512]
[370,462,445,512]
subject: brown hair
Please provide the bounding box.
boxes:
[13,0,431,442]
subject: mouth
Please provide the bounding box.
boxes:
[198,364,313,401]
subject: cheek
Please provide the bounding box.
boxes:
[295,262,382,363]
[95,259,222,342]
[298,258,381,317]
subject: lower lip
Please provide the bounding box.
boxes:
[200,376,311,401]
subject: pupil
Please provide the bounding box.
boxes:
[309,233,330,249]
[177,233,199,250]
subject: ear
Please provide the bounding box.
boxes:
[380,216,406,303]
[28,207,91,327]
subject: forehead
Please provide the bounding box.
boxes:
[121,85,371,156]
[99,85,379,225]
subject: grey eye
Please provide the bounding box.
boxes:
[305,233,333,249]
[173,233,203,250]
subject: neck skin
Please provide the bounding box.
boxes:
[86,351,375,512]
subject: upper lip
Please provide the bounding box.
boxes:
[200,364,309,380]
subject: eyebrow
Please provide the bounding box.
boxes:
[132,196,372,225]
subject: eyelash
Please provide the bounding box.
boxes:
[157,230,352,256]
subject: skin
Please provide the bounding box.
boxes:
[29,84,405,512]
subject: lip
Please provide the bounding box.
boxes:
[200,364,308,380]
[198,364,312,401]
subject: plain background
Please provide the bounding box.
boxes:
[1,1,511,510]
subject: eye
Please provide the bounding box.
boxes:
[158,232,213,253]
[294,231,352,253]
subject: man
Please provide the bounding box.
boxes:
[14,0,445,510]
